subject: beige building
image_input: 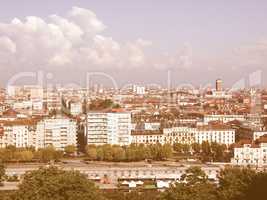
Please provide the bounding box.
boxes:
[0,119,37,148]
[86,111,131,146]
[232,136,267,166]
[131,124,235,146]
[36,117,77,150]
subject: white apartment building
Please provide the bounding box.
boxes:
[131,125,235,146]
[232,138,267,166]
[86,111,131,146]
[163,127,196,145]
[0,120,36,148]
[195,125,235,146]
[131,130,165,144]
[12,99,43,111]
[36,117,77,150]
[204,115,245,124]
[44,89,62,111]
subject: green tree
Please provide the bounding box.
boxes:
[162,144,173,159]
[210,143,226,162]
[13,167,105,200]
[136,144,150,160]
[0,162,5,186]
[85,145,97,160]
[64,145,77,156]
[192,143,201,154]
[125,144,138,161]
[112,146,125,161]
[244,171,267,200]
[13,150,34,162]
[161,182,217,200]
[180,166,208,185]
[34,146,63,163]
[182,144,190,155]
[102,144,113,161]
[1,145,16,162]
[201,141,212,162]
[218,167,256,200]
[173,143,183,154]
[96,146,104,161]
[161,167,217,200]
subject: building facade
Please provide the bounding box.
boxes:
[204,115,245,124]
[232,140,267,166]
[0,120,36,148]
[131,125,235,146]
[36,117,77,150]
[86,111,131,146]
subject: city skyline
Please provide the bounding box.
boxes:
[1,2,267,199]
[0,0,267,87]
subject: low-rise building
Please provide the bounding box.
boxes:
[131,130,164,144]
[195,124,235,146]
[204,115,246,124]
[232,136,267,166]
[131,124,235,146]
[163,127,196,145]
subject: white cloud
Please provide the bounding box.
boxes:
[0,6,190,71]
[68,6,106,34]
[0,36,16,53]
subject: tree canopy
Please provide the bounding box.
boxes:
[12,166,105,200]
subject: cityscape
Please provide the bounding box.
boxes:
[0,1,267,200]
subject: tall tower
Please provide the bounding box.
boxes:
[216,79,223,91]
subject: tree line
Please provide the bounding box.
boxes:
[85,143,173,162]
[173,141,233,162]
[85,142,232,163]
[0,145,76,163]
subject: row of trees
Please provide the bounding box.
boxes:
[173,141,233,162]
[85,142,232,163]
[85,144,173,162]
[0,141,232,163]
[0,145,76,163]
[161,166,267,200]
[1,166,267,200]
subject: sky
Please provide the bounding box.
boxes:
[0,0,267,88]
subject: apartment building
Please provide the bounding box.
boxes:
[86,111,131,146]
[204,115,246,123]
[195,125,235,146]
[131,124,235,146]
[232,136,267,166]
[131,130,164,144]
[0,119,37,148]
[36,117,77,150]
[163,127,196,145]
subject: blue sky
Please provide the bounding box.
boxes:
[0,0,266,87]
